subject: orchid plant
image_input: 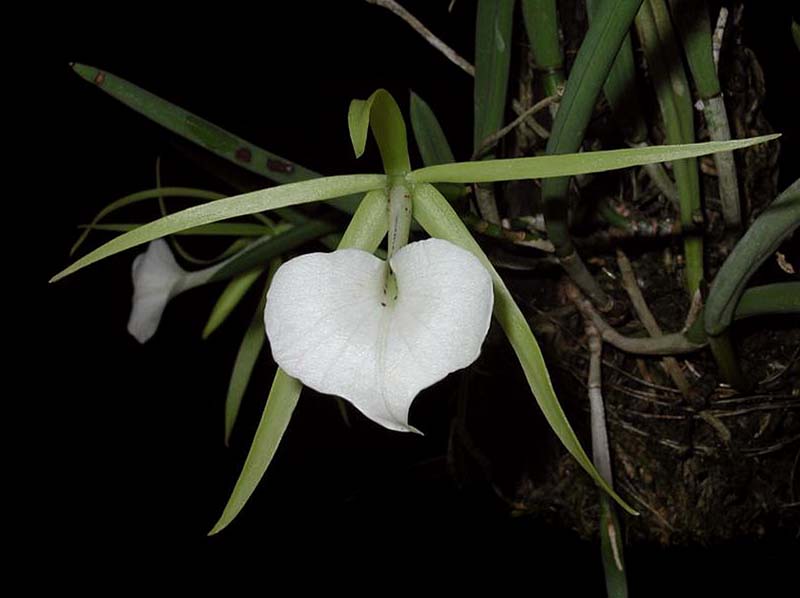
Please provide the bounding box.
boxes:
[52,82,775,534]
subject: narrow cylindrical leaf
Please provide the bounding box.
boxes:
[540,0,644,243]
[521,0,565,98]
[409,91,456,166]
[72,63,317,185]
[705,179,800,337]
[72,187,224,256]
[210,219,338,282]
[668,0,720,99]
[209,369,302,535]
[474,0,515,149]
[82,223,273,237]
[408,91,465,200]
[407,136,777,183]
[586,0,648,142]
[71,64,363,215]
[224,260,281,445]
[636,0,704,295]
[203,268,264,339]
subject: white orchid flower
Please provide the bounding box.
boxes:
[264,237,494,432]
[127,239,221,343]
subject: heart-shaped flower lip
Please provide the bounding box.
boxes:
[264,237,494,432]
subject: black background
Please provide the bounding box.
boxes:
[31,0,799,591]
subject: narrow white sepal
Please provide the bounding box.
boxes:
[127,239,217,343]
[264,238,494,432]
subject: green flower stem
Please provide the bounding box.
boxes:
[521,0,565,99]
[635,0,704,296]
[541,0,644,309]
[668,0,741,229]
[387,181,413,260]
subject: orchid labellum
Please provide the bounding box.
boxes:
[264,237,493,432]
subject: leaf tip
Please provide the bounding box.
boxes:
[207,521,225,537]
[71,62,100,84]
[347,98,368,159]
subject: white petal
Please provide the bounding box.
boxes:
[264,238,493,432]
[127,239,185,344]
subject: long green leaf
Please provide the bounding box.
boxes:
[407,136,777,183]
[600,496,628,597]
[474,0,514,149]
[209,219,338,282]
[223,261,280,445]
[208,369,302,535]
[73,63,315,185]
[705,179,800,336]
[586,0,647,142]
[667,0,719,99]
[732,282,800,321]
[412,183,636,515]
[409,91,456,166]
[541,0,644,257]
[71,187,224,255]
[348,89,411,176]
[521,0,565,98]
[409,91,466,200]
[71,63,361,215]
[203,268,264,340]
[50,174,386,282]
[209,189,389,535]
[636,0,703,295]
[668,0,741,229]
[82,222,273,236]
